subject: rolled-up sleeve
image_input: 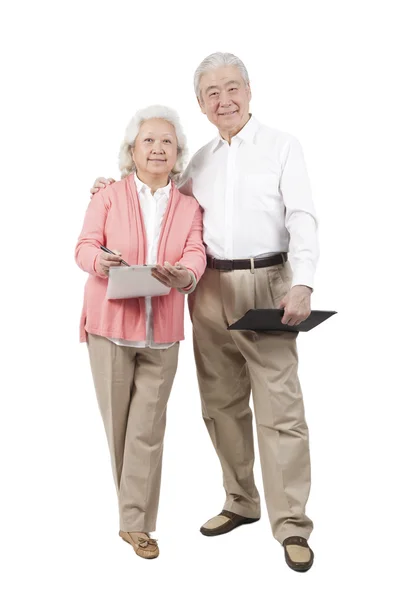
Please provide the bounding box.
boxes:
[280,136,319,289]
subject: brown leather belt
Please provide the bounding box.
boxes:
[206,253,288,271]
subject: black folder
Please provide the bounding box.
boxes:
[227,309,337,333]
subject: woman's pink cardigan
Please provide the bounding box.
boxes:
[75,175,206,343]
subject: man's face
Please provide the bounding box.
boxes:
[198,66,251,134]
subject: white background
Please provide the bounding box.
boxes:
[1,0,399,598]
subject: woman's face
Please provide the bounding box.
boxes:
[131,118,178,180]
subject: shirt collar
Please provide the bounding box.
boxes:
[211,115,260,152]
[134,172,171,197]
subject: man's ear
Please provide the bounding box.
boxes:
[197,95,206,115]
[247,83,252,103]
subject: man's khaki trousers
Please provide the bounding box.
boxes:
[188,260,313,543]
[87,334,179,532]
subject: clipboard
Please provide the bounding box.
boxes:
[106,265,171,299]
[227,309,337,333]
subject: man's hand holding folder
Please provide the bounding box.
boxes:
[279,285,312,326]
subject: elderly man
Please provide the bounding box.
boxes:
[91,52,318,572]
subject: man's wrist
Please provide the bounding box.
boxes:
[292,284,313,294]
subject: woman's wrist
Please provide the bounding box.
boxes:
[177,270,197,294]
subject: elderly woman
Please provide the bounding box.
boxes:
[75,105,206,559]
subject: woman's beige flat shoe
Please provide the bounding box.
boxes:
[119,531,159,559]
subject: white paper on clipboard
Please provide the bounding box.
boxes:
[106,265,171,299]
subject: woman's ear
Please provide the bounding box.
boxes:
[130,145,137,172]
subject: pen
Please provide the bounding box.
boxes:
[100,245,130,267]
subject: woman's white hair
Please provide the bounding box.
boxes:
[193,52,250,99]
[118,105,189,181]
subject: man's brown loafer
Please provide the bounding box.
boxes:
[119,531,159,559]
[200,510,260,536]
[283,536,314,572]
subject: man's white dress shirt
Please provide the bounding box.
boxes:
[108,174,175,349]
[180,116,318,289]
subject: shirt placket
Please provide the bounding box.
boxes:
[224,139,238,258]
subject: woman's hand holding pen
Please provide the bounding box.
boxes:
[151,262,191,289]
[98,249,123,276]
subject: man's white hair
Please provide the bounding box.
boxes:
[118,105,189,180]
[193,52,250,99]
